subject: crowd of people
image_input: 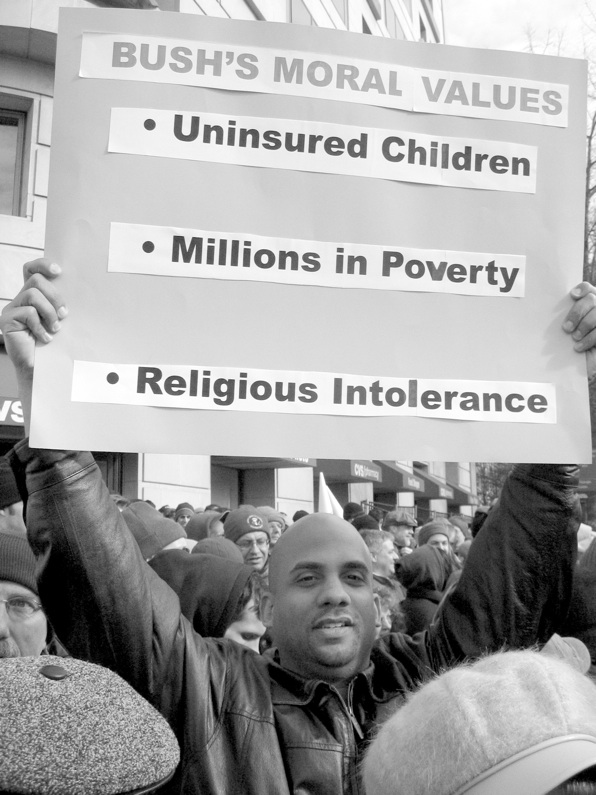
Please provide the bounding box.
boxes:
[4,261,596,793]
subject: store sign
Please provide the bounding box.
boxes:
[0,398,23,426]
[405,473,424,492]
[351,461,382,482]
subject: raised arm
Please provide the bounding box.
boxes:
[428,461,579,663]
[8,440,183,701]
[417,280,596,665]
[1,258,66,432]
[1,259,182,701]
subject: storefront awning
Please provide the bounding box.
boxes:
[315,459,382,484]
[374,461,425,493]
[413,469,454,500]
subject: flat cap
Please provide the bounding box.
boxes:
[383,510,418,528]
[0,655,180,794]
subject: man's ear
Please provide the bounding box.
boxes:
[373,592,382,631]
[260,591,274,628]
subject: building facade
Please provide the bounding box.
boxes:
[0,0,479,521]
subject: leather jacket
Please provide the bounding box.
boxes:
[10,442,579,795]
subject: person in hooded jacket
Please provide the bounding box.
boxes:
[149,549,265,653]
[395,544,456,635]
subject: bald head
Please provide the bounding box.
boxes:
[262,512,379,686]
[268,513,372,595]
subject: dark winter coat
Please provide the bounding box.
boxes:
[10,442,579,795]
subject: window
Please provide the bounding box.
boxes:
[0,109,26,216]
[429,461,446,479]
[457,462,472,490]
[330,0,345,21]
[366,0,382,18]
[385,1,405,38]
[290,0,313,24]
[362,17,371,33]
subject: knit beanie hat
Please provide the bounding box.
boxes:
[0,532,37,593]
[186,510,224,542]
[174,502,194,522]
[257,506,287,529]
[363,650,596,795]
[224,507,270,544]
[0,454,21,510]
[343,502,365,522]
[191,536,244,563]
[122,502,186,560]
[0,655,180,794]
[416,520,451,547]
[449,515,472,540]
[352,514,381,532]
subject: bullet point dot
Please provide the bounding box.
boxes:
[107,372,119,385]
[142,241,155,254]
[144,119,156,131]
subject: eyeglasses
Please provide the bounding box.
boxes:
[0,596,43,620]
[236,538,270,551]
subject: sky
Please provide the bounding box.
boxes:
[443,0,596,58]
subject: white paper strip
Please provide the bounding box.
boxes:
[80,32,569,127]
[108,222,526,297]
[108,107,538,193]
[72,361,556,423]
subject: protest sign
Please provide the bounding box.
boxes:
[31,8,590,461]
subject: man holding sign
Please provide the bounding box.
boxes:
[1,260,595,794]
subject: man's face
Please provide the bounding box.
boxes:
[0,580,47,658]
[426,533,450,553]
[388,524,414,549]
[235,531,270,572]
[373,538,399,578]
[268,521,284,547]
[263,515,380,687]
[224,598,266,653]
